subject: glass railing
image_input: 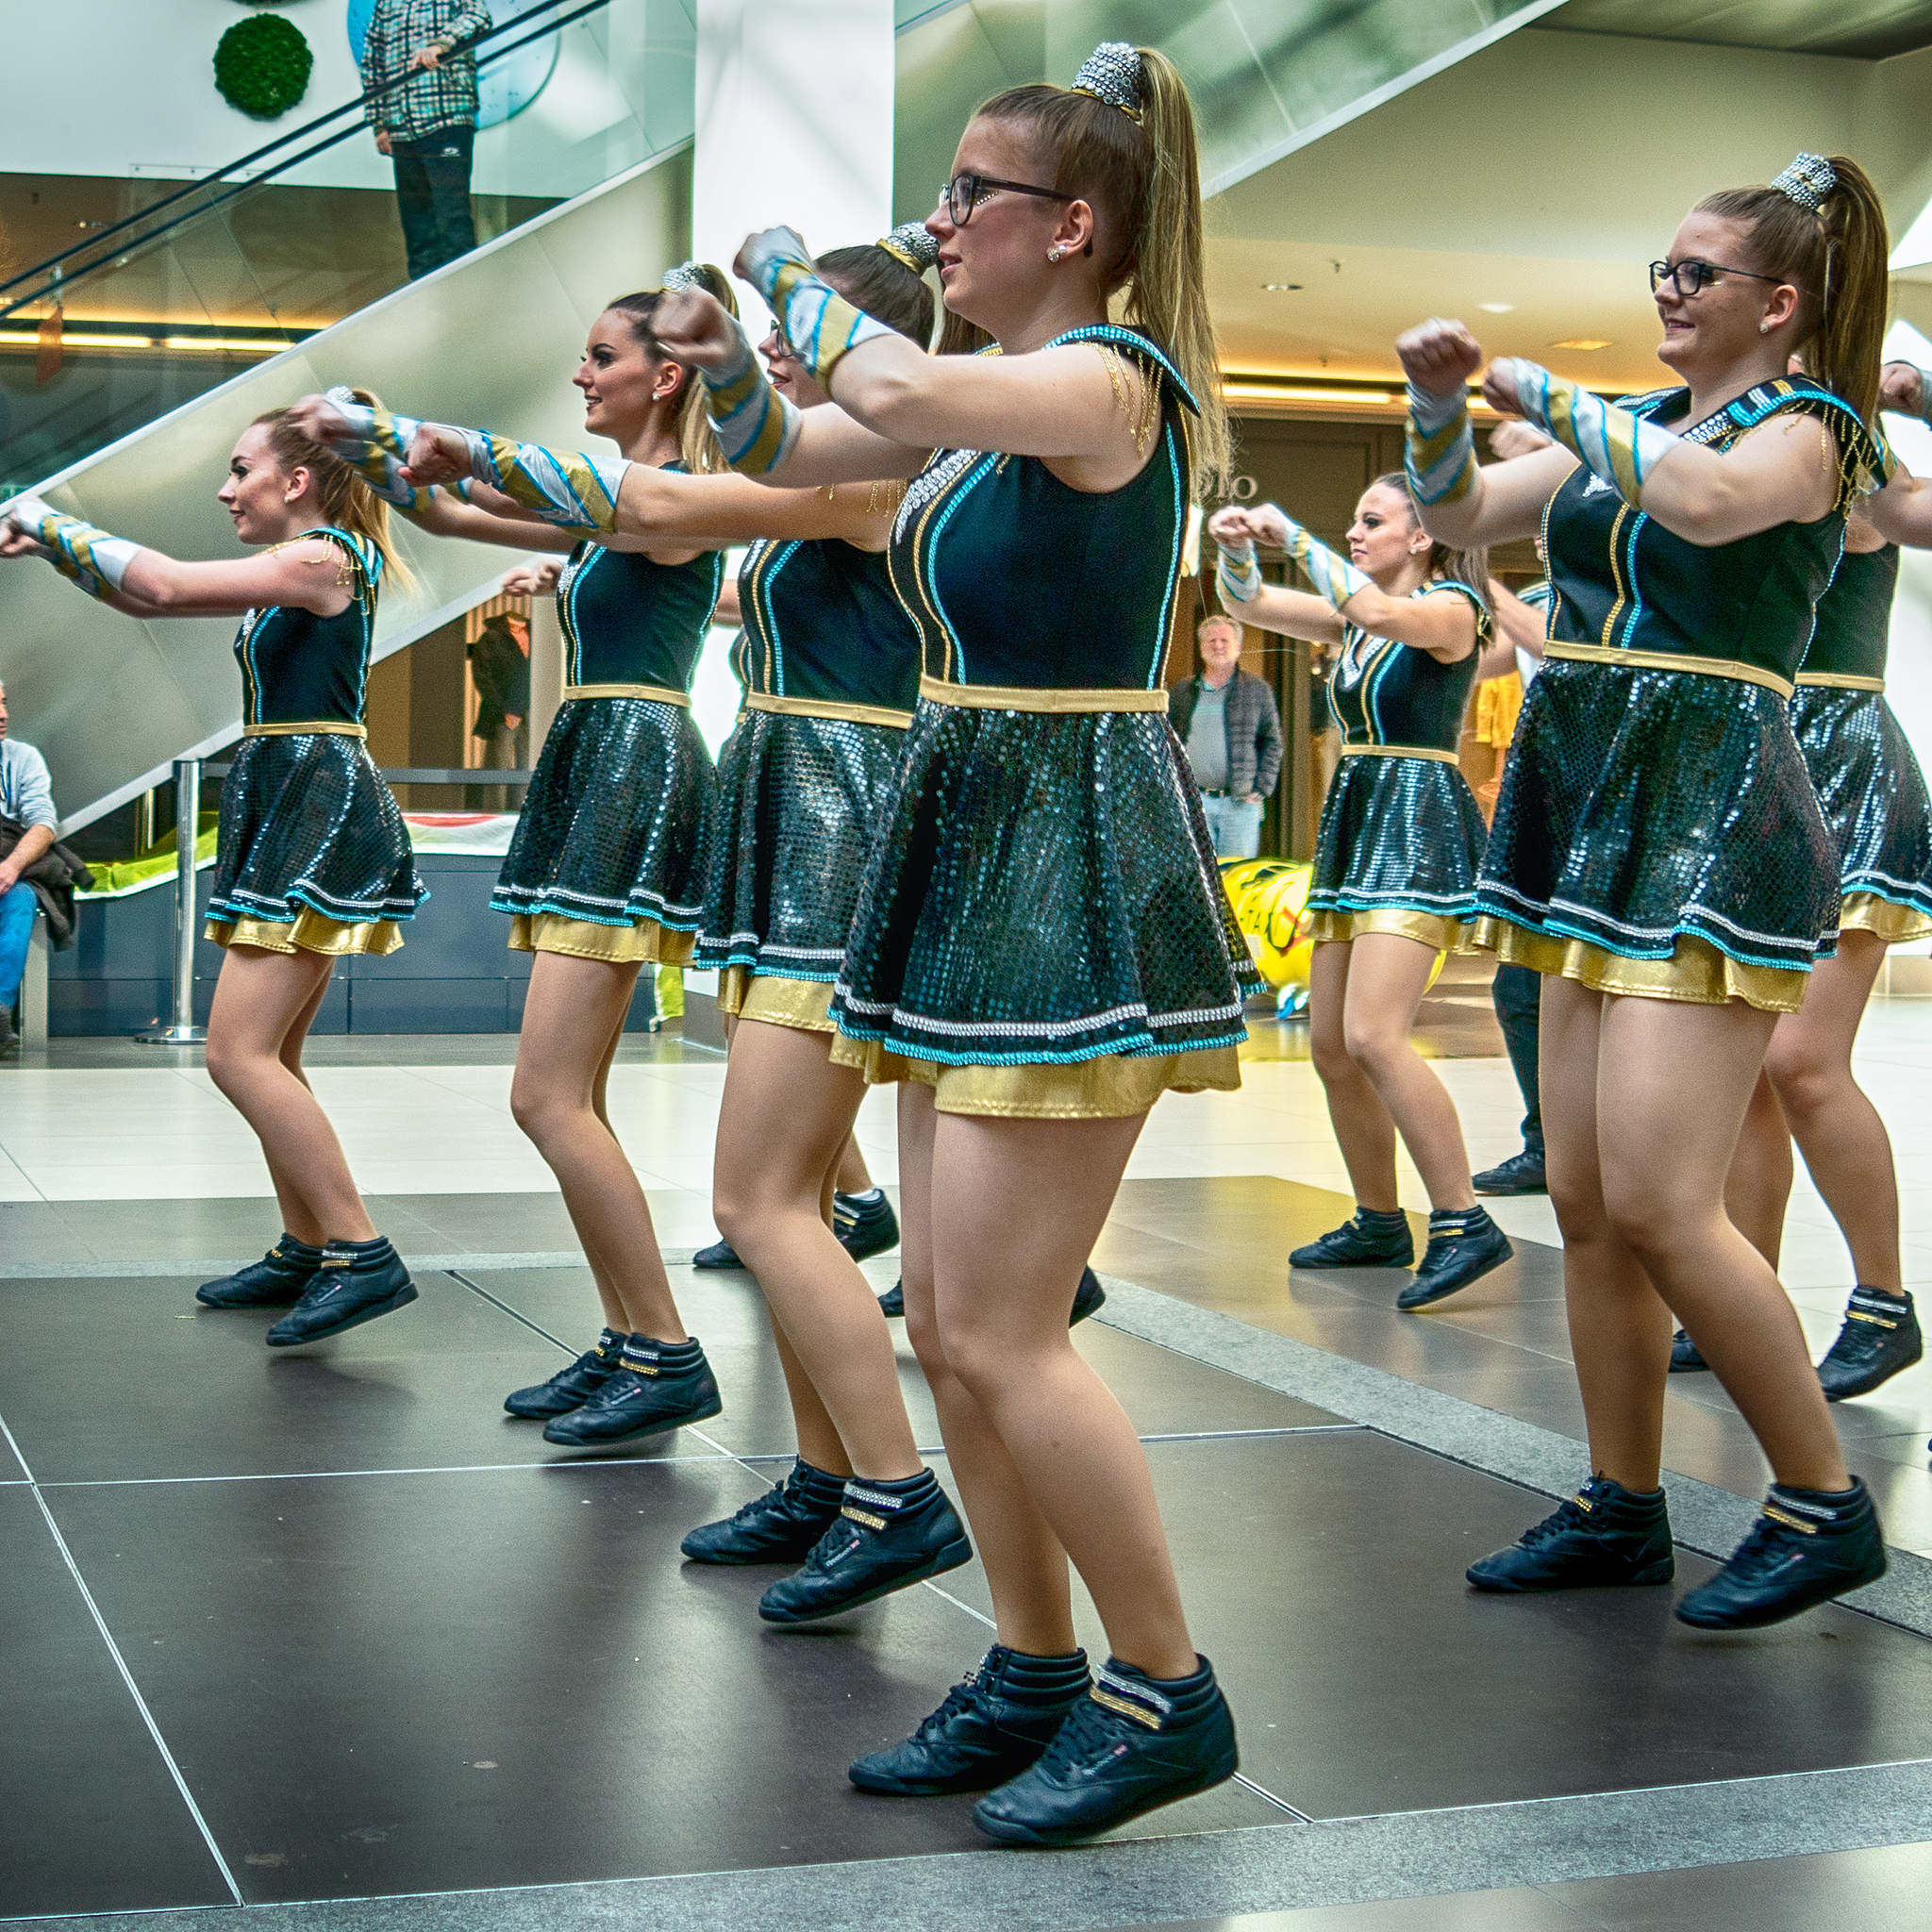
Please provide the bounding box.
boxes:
[0,0,695,491]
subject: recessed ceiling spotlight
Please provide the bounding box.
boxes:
[1552,339,1613,351]
[1261,282,1303,291]
[1477,302,1515,314]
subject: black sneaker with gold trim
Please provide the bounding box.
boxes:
[540,1335,721,1447]
[971,1655,1239,1846]
[849,1644,1091,1795]
[834,1189,900,1261]
[263,1239,417,1347]
[197,1235,322,1308]
[1467,1475,1674,1592]
[681,1457,845,1564]
[877,1267,1106,1325]
[1676,1479,1887,1628]
[1817,1289,1922,1401]
[504,1327,626,1419]
[1289,1208,1414,1270]
[758,1470,970,1624]
[1669,1328,1708,1374]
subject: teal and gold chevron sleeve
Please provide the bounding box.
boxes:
[1279,513,1371,612]
[5,493,141,601]
[1405,383,1476,507]
[699,328,800,475]
[1494,358,1674,506]
[464,430,629,532]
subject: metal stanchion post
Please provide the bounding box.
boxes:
[137,757,208,1044]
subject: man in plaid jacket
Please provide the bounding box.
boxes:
[362,0,493,279]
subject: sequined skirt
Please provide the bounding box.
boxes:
[694,708,906,986]
[828,704,1256,1113]
[207,734,425,941]
[1790,686,1932,941]
[1476,660,1839,1005]
[492,696,713,938]
[1309,753,1486,951]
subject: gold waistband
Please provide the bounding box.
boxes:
[745,691,912,729]
[919,675,1169,715]
[1543,641,1793,701]
[242,721,367,739]
[1795,671,1885,692]
[562,682,691,707]
[1341,742,1460,764]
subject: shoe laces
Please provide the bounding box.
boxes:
[1721,1510,1807,1582]
[801,1514,864,1574]
[1029,1691,1133,1778]
[1516,1495,1593,1550]
[916,1670,997,1740]
[1826,1302,1905,1365]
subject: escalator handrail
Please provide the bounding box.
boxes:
[0,0,610,319]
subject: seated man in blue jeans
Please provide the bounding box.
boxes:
[0,678,58,1054]
[1170,612,1282,858]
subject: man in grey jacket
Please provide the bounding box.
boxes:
[1169,614,1283,858]
[0,679,58,1053]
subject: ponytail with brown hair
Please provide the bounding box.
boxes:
[253,391,413,596]
[606,263,739,474]
[1370,472,1489,614]
[1697,155,1890,429]
[976,44,1230,496]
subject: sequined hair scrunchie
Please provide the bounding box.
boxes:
[1772,153,1836,212]
[876,222,940,274]
[1072,41,1143,120]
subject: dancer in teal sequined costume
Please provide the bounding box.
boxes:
[1401,154,1900,1630]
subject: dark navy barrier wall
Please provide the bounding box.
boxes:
[48,854,658,1036]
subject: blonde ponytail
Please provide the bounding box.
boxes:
[1697,156,1890,431]
[978,45,1229,496]
[254,392,414,597]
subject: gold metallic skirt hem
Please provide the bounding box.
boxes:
[508,912,695,966]
[1840,893,1932,944]
[717,969,839,1035]
[1308,908,1476,954]
[205,909,403,957]
[1475,920,1807,1013]
[825,1037,1243,1118]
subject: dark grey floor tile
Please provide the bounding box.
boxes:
[0,1489,232,1918]
[0,1271,708,1484]
[924,1431,1932,1822]
[475,1266,1343,1458]
[1544,1839,1932,1929]
[40,1460,1278,1905]
[1139,1888,1593,1931]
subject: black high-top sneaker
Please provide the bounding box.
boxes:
[758,1469,971,1624]
[691,1239,744,1270]
[971,1655,1239,1846]
[834,1189,900,1261]
[1676,1478,1888,1628]
[849,1645,1091,1794]
[541,1334,721,1447]
[877,1267,1107,1326]
[1669,1328,1708,1373]
[1467,1475,1674,1591]
[264,1238,417,1346]
[1817,1289,1923,1401]
[681,1458,846,1563]
[1289,1207,1414,1270]
[1473,1148,1546,1195]
[504,1327,626,1419]
[1399,1206,1513,1310]
[197,1235,322,1308]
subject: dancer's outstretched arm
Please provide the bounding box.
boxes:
[0,496,355,619]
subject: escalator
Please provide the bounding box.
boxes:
[4,0,1564,838]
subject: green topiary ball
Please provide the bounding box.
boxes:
[214,13,314,119]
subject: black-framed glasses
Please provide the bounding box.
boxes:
[1648,258,1788,298]
[941,172,1074,227]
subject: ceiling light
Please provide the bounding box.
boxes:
[1478,302,1515,314]
[0,328,159,349]
[1260,282,1302,291]
[1552,339,1613,351]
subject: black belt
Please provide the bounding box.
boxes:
[1199,787,1232,798]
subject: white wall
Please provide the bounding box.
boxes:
[0,0,696,199]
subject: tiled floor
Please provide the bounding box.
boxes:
[5,983,1931,1930]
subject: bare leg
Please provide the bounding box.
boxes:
[713,1021,920,1477]
[1340,933,1477,1209]
[1724,1073,1793,1270]
[835,1136,874,1195]
[1764,931,1900,1292]
[1307,941,1399,1210]
[898,1083,1076,1657]
[1540,978,1672,1491]
[917,1094,1197,1678]
[1591,991,1850,1493]
[510,950,687,1341]
[261,966,334,1244]
[205,946,376,1242]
